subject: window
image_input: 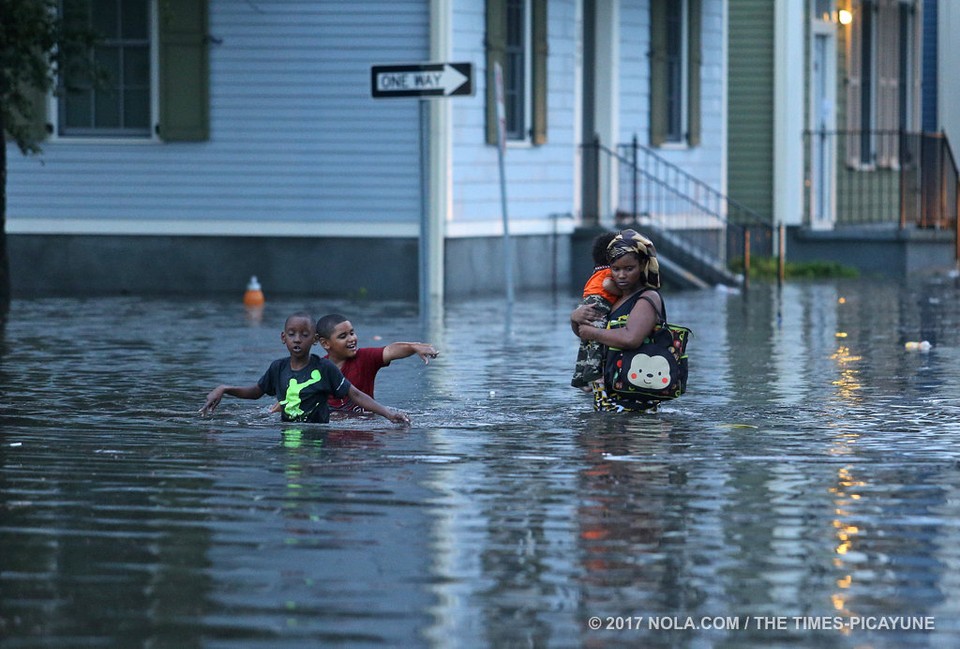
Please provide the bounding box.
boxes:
[650,0,701,147]
[50,0,209,142]
[504,0,530,140]
[813,0,835,22]
[486,0,547,145]
[846,0,918,167]
[60,0,152,137]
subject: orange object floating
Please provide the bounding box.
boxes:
[243,276,265,307]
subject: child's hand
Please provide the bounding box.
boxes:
[200,387,225,416]
[415,344,439,364]
[386,409,411,426]
[269,401,282,414]
[572,304,603,325]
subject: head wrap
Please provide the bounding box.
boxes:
[606,229,661,289]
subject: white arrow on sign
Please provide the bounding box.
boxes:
[373,63,471,97]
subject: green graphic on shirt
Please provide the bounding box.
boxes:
[280,369,323,418]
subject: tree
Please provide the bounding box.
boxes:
[0,0,98,313]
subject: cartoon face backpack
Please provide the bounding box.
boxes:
[603,291,691,401]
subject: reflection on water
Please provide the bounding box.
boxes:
[2,278,960,647]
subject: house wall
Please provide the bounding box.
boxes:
[448,0,579,231]
[619,0,728,206]
[5,0,730,299]
[6,0,587,299]
[8,0,429,236]
[726,0,775,221]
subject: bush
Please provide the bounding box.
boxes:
[731,256,860,280]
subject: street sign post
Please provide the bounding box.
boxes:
[370,62,474,318]
[371,63,473,99]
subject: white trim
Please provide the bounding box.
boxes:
[940,0,960,141]
[8,217,580,239]
[774,0,805,228]
[7,218,420,237]
[572,0,584,224]
[595,0,619,225]
[50,0,161,143]
[429,0,453,301]
[446,218,577,238]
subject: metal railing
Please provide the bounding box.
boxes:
[803,130,960,236]
[581,136,774,283]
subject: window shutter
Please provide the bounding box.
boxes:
[876,0,900,166]
[158,0,209,141]
[485,0,507,146]
[687,0,702,146]
[531,0,548,145]
[649,0,667,147]
[845,0,864,165]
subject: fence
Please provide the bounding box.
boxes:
[803,130,960,237]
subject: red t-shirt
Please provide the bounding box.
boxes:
[326,347,387,412]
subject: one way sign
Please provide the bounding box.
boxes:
[371,62,474,99]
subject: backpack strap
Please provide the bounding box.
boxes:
[637,291,666,325]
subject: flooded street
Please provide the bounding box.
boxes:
[3,277,960,648]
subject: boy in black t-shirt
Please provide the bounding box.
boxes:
[200,312,409,425]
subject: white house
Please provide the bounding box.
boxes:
[5,0,728,300]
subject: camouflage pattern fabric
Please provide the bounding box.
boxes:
[571,294,613,388]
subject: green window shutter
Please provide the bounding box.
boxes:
[649,0,667,147]
[485,0,506,146]
[687,0,702,147]
[158,0,209,141]
[531,0,548,145]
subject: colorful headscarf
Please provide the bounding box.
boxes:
[606,229,661,289]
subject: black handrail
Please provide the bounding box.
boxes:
[580,138,774,281]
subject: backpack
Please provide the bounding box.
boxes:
[603,291,692,402]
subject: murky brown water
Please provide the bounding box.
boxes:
[2,277,960,648]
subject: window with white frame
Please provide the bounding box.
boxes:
[504,0,532,141]
[485,0,547,146]
[846,0,918,167]
[649,0,701,147]
[664,0,688,143]
[38,0,210,143]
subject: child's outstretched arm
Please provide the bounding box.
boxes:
[347,385,410,425]
[200,384,264,416]
[383,342,439,364]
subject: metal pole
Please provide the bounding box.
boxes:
[744,228,751,289]
[778,223,786,286]
[632,134,638,220]
[419,99,430,316]
[494,62,513,305]
[497,139,514,305]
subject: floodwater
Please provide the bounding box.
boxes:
[2,277,960,649]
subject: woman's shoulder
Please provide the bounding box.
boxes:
[629,288,663,313]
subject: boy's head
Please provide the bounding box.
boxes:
[591,232,618,266]
[316,313,358,359]
[281,312,316,358]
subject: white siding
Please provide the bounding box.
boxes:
[7,0,430,234]
[618,0,726,193]
[449,0,579,231]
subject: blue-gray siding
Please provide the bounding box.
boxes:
[7,0,429,228]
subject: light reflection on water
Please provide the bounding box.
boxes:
[2,278,960,648]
